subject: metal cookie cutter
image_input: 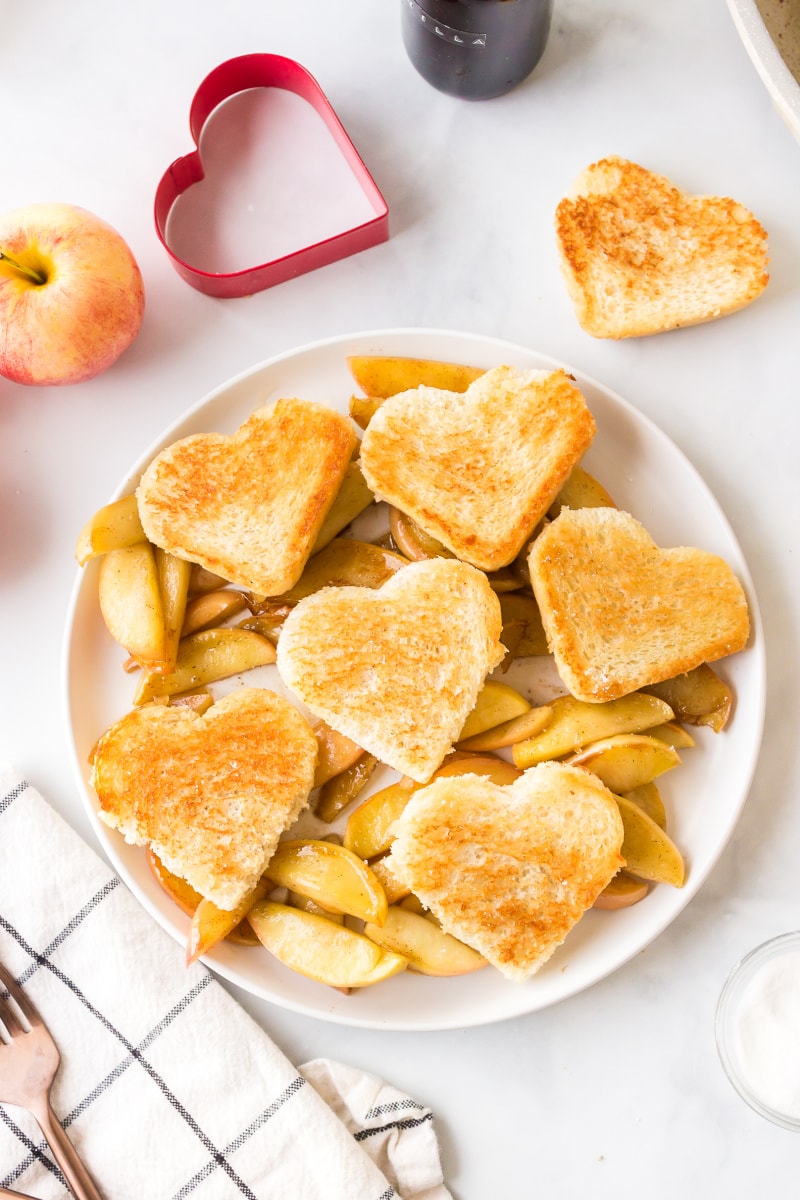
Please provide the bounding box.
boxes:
[154,54,390,297]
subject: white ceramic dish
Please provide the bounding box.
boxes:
[727,0,800,142]
[63,328,766,1031]
[716,931,800,1130]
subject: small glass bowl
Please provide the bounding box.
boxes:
[716,931,800,1131]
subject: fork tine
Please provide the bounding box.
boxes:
[0,992,26,1039]
[0,964,39,1027]
[0,963,103,1200]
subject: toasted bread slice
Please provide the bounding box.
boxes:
[359,366,596,571]
[90,688,317,910]
[137,398,356,596]
[555,156,769,338]
[528,507,750,703]
[276,558,505,782]
[388,763,624,980]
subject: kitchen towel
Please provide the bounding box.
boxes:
[0,765,451,1200]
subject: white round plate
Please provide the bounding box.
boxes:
[63,328,765,1031]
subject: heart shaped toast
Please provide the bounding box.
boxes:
[389,762,625,979]
[555,156,769,338]
[276,557,505,782]
[359,365,596,572]
[528,506,750,702]
[137,397,356,596]
[90,688,317,909]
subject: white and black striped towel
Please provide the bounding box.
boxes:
[0,765,451,1200]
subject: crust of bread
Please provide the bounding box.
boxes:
[276,558,505,782]
[90,688,317,910]
[528,506,750,703]
[359,366,596,571]
[555,156,769,338]
[137,398,356,595]
[388,763,624,980]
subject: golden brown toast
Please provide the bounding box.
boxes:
[359,366,596,571]
[528,506,750,703]
[388,763,625,980]
[90,688,318,909]
[276,557,505,782]
[137,398,357,596]
[555,156,769,338]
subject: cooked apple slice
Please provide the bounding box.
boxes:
[247,900,407,988]
[566,734,680,793]
[594,872,649,910]
[99,543,166,665]
[347,355,484,398]
[459,681,531,742]
[432,754,522,786]
[369,855,411,904]
[266,839,388,924]
[344,779,418,860]
[615,795,685,887]
[349,394,384,430]
[364,905,486,976]
[189,564,231,594]
[168,690,214,715]
[154,549,191,675]
[389,507,453,561]
[457,705,553,752]
[498,592,550,659]
[132,628,276,704]
[623,781,667,830]
[312,461,375,552]
[181,589,247,637]
[350,954,412,987]
[75,493,146,565]
[485,567,524,594]
[312,721,365,788]
[227,920,261,946]
[287,891,345,923]
[275,538,408,604]
[389,511,523,593]
[315,753,379,823]
[548,465,616,519]
[146,847,201,916]
[512,693,674,768]
[648,721,695,750]
[510,539,536,589]
[643,664,733,732]
[237,611,291,643]
[186,877,270,965]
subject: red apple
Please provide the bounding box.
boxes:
[0,202,145,386]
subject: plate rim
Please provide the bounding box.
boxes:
[62,326,767,1031]
[726,0,800,139]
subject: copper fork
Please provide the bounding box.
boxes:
[0,962,103,1200]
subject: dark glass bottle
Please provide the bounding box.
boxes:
[401,0,553,101]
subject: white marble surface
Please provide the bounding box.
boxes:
[2,0,800,1194]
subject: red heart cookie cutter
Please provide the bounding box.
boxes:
[154,54,390,298]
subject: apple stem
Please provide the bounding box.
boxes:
[0,248,46,285]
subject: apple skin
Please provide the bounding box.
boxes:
[0,202,145,386]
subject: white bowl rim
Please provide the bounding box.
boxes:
[726,0,800,136]
[716,929,800,1130]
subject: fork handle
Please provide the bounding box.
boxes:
[0,1188,39,1199]
[32,1101,104,1200]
